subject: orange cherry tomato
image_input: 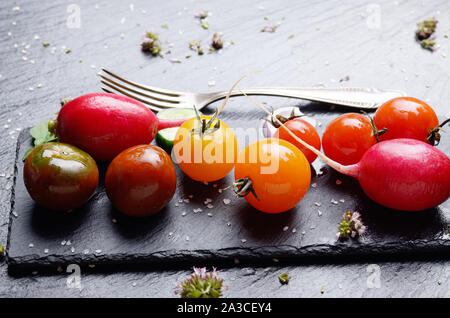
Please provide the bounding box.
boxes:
[274,118,321,164]
[105,145,176,217]
[373,97,439,144]
[173,115,238,182]
[322,113,377,165]
[234,138,311,214]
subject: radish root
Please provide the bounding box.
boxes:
[239,91,360,178]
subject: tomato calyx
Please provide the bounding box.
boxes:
[265,107,304,129]
[232,177,259,200]
[361,111,387,142]
[190,106,221,137]
[427,118,450,146]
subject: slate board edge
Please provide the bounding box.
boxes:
[7,240,450,269]
[5,126,22,268]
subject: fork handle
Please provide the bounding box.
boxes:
[210,87,406,109]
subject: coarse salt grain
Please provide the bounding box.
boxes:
[283,226,289,231]
[223,198,231,205]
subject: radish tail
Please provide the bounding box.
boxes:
[158,118,189,130]
[240,91,361,178]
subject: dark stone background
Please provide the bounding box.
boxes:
[0,0,448,297]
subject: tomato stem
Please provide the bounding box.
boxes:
[361,110,387,143]
[233,178,259,200]
[190,105,221,137]
[265,107,305,129]
[427,118,450,146]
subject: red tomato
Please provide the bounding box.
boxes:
[322,113,377,165]
[274,118,321,164]
[105,145,176,217]
[373,97,439,144]
[234,138,311,214]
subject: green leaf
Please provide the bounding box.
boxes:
[23,120,58,161]
[30,120,57,146]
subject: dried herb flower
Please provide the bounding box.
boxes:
[261,21,279,33]
[420,37,436,51]
[336,211,366,239]
[189,41,204,55]
[42,42,50,47]
[0,245,4,256]
[175,267,225,298]
[201,19,210,30]
[141,31,162,56]
[60,97,72,106]
[279,273,290,285]
[195,10,209,20]
[415,17,438,51]
[210,33,223,52]
[195,10,210,30]
[416,17,438,40]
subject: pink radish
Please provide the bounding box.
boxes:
[243,92,450,211]
[56,93,188,161]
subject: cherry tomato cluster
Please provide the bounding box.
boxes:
[23,93,447,216]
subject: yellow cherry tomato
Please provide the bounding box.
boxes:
[173,115,238,182]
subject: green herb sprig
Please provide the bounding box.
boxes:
[175,267,225,298]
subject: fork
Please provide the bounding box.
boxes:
[98,68,406,113]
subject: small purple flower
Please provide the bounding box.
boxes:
[337,211,366,240]
[261,22,279,33]
[194,10,209,19]
[141,30,162,56]
[193,267,207,277]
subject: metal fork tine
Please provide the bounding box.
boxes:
[101,68,184,97]
[100,83,170,112]
[99,75,181,104]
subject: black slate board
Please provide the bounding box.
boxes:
[6,112,450,269]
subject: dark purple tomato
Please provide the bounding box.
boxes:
[23,142,99,211]
[105,145,177,217]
